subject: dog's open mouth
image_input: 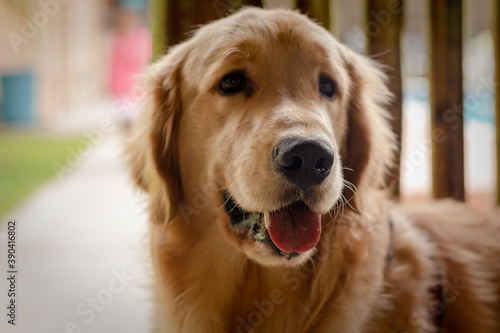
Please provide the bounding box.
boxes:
[223,192,322,260]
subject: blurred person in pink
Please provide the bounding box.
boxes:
[110,0,152,127]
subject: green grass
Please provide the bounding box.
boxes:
[0,132,84,217]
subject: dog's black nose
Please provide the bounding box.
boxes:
[273,137,334,189]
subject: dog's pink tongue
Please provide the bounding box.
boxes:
[267,203,321,253]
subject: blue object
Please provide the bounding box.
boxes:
[1,71,36,124]
[119,0,148,10]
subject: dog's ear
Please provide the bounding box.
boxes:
[127,45,188,224]
[340,48,396,209]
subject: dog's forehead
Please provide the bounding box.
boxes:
[190,9,340,68]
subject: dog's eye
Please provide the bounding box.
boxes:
[319,75,336,99]
[219,72,246,94]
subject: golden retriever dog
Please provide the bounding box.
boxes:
[127,7,500,333]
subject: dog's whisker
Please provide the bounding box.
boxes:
[330,198,345,224]
[240,256,250,274]
[216,193,233,212]
[340,179,359,213]
[339,193,356,212]
[342,166,354,172]
[229,250,241,263]
[173,289,191,304]
[342,179,358,194]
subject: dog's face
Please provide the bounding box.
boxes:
[129,8,394,267]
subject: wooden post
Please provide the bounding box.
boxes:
[330,0,338,37]
[152,0,167,60]
[366,0,403,199]
[495,0,500,205]
[153,0,262,59]
[296,0,330,29]
[243,0,262,6]
[429,0,465,201]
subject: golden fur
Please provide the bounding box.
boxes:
[127,8,500,332]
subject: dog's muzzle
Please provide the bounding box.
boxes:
[222,137,333,259]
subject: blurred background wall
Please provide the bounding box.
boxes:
[0,0,108,125]
[0,0,151,127]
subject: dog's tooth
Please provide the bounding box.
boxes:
[264,212,271,229]
[283,252,293,260]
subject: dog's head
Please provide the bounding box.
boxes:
[128,8,395,267]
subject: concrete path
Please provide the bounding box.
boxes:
[0,132,154,333]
